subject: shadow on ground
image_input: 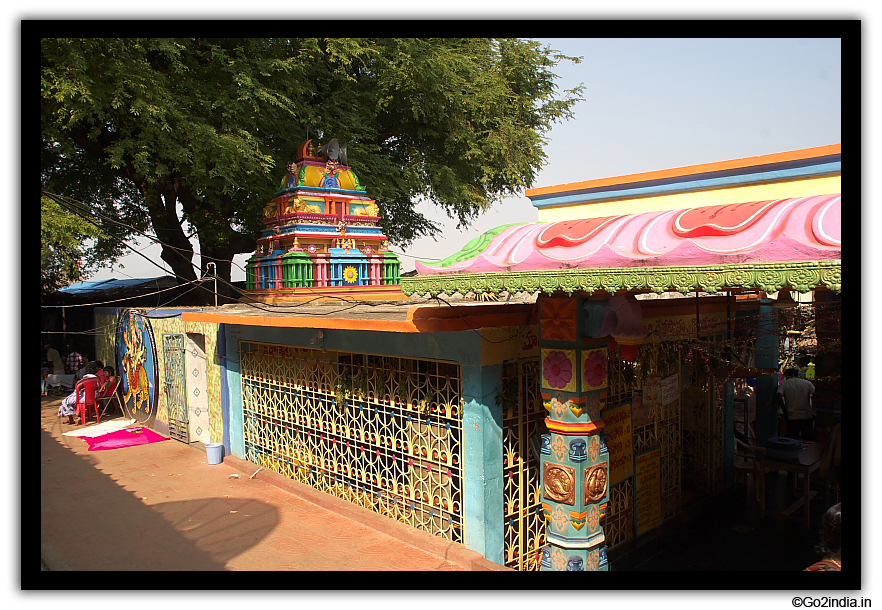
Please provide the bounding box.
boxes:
[38,405,281,575]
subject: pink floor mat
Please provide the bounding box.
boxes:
[84,427,169,451]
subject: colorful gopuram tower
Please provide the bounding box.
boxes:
[244,139,402,302]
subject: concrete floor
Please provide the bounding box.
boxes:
[39,395,507,572]
[40,392,839,574]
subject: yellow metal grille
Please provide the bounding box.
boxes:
[239,342,464,542]
[602,344,683,546]
[681,351,724,496]
[501,358,546,571]
[602,356,636,548]
[603,478,634,548]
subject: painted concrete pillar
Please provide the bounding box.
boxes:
[273,251,284,289]
[812,290,841,432]
[461,362,505,565]
[755,300,780,443]
[224,323,245,458]
[368,255,382,286]
[538,294,610,571]
[314,254,329,287]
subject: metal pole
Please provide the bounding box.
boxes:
[207,262,217,307]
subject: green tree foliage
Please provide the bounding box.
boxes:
[40,194,107,294]
[41,38,583,292]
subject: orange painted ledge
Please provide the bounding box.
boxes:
[545,419,605,435]
[181,302,538,334]
[526,143,841,198]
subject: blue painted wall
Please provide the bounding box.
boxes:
[461,363,504,564]
[754,301,780,444]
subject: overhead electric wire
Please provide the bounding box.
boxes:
[44,189,254,276]
[43,190,447,293]
[43,190,206,285]
[44,190,406,313]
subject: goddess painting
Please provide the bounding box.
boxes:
[116,310,157,424]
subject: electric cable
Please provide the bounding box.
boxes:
[44,190,417,312]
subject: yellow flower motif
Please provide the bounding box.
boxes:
[343,266,358,284]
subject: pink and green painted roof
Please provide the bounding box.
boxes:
[416,195,840,275]
[402,146,841,298]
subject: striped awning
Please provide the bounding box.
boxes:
[402,194,841,297]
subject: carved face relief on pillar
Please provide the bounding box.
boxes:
[599,546,609,569]
[566,555,585,571]
[585,463,608,502]
[568,438,588,462]
[543,462,576,505]
[540,434,551,455]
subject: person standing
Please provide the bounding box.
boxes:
[45,343,65,376]
[65,345,83,376]
[776,368,816,440]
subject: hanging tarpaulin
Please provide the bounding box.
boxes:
[115,309,159,427]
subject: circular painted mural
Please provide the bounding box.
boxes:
[115,309,158,425]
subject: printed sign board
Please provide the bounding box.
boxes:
[643,312,727,342]
[639,377,661,427]
[660,373,679,406]
[602,402,633,486]
[634,448,662,536]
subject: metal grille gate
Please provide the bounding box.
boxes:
[601,346,683,548]
[239,342,465,542]
[163,333,189,443]
[501,358,546,571]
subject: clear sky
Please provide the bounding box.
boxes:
[83,37,841,282]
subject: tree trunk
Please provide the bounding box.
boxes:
[177,187,259,303]
[140,180,198,284]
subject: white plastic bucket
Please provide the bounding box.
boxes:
[205,442,224,465]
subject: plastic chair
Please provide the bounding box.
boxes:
[97,379,121,418]
[75,377,101,425]
[734,437,766,502]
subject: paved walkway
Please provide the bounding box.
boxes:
[40,396,509,571]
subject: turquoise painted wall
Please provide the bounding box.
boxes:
[461,363,504,565]
[754,302,780,444]
[221,323,503,563]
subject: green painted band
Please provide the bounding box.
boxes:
[401,260,841,297]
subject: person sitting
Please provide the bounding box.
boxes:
[94,361,106,388]
[98,366,117,398]
[58,361,100,425]
[805,503,841,571]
